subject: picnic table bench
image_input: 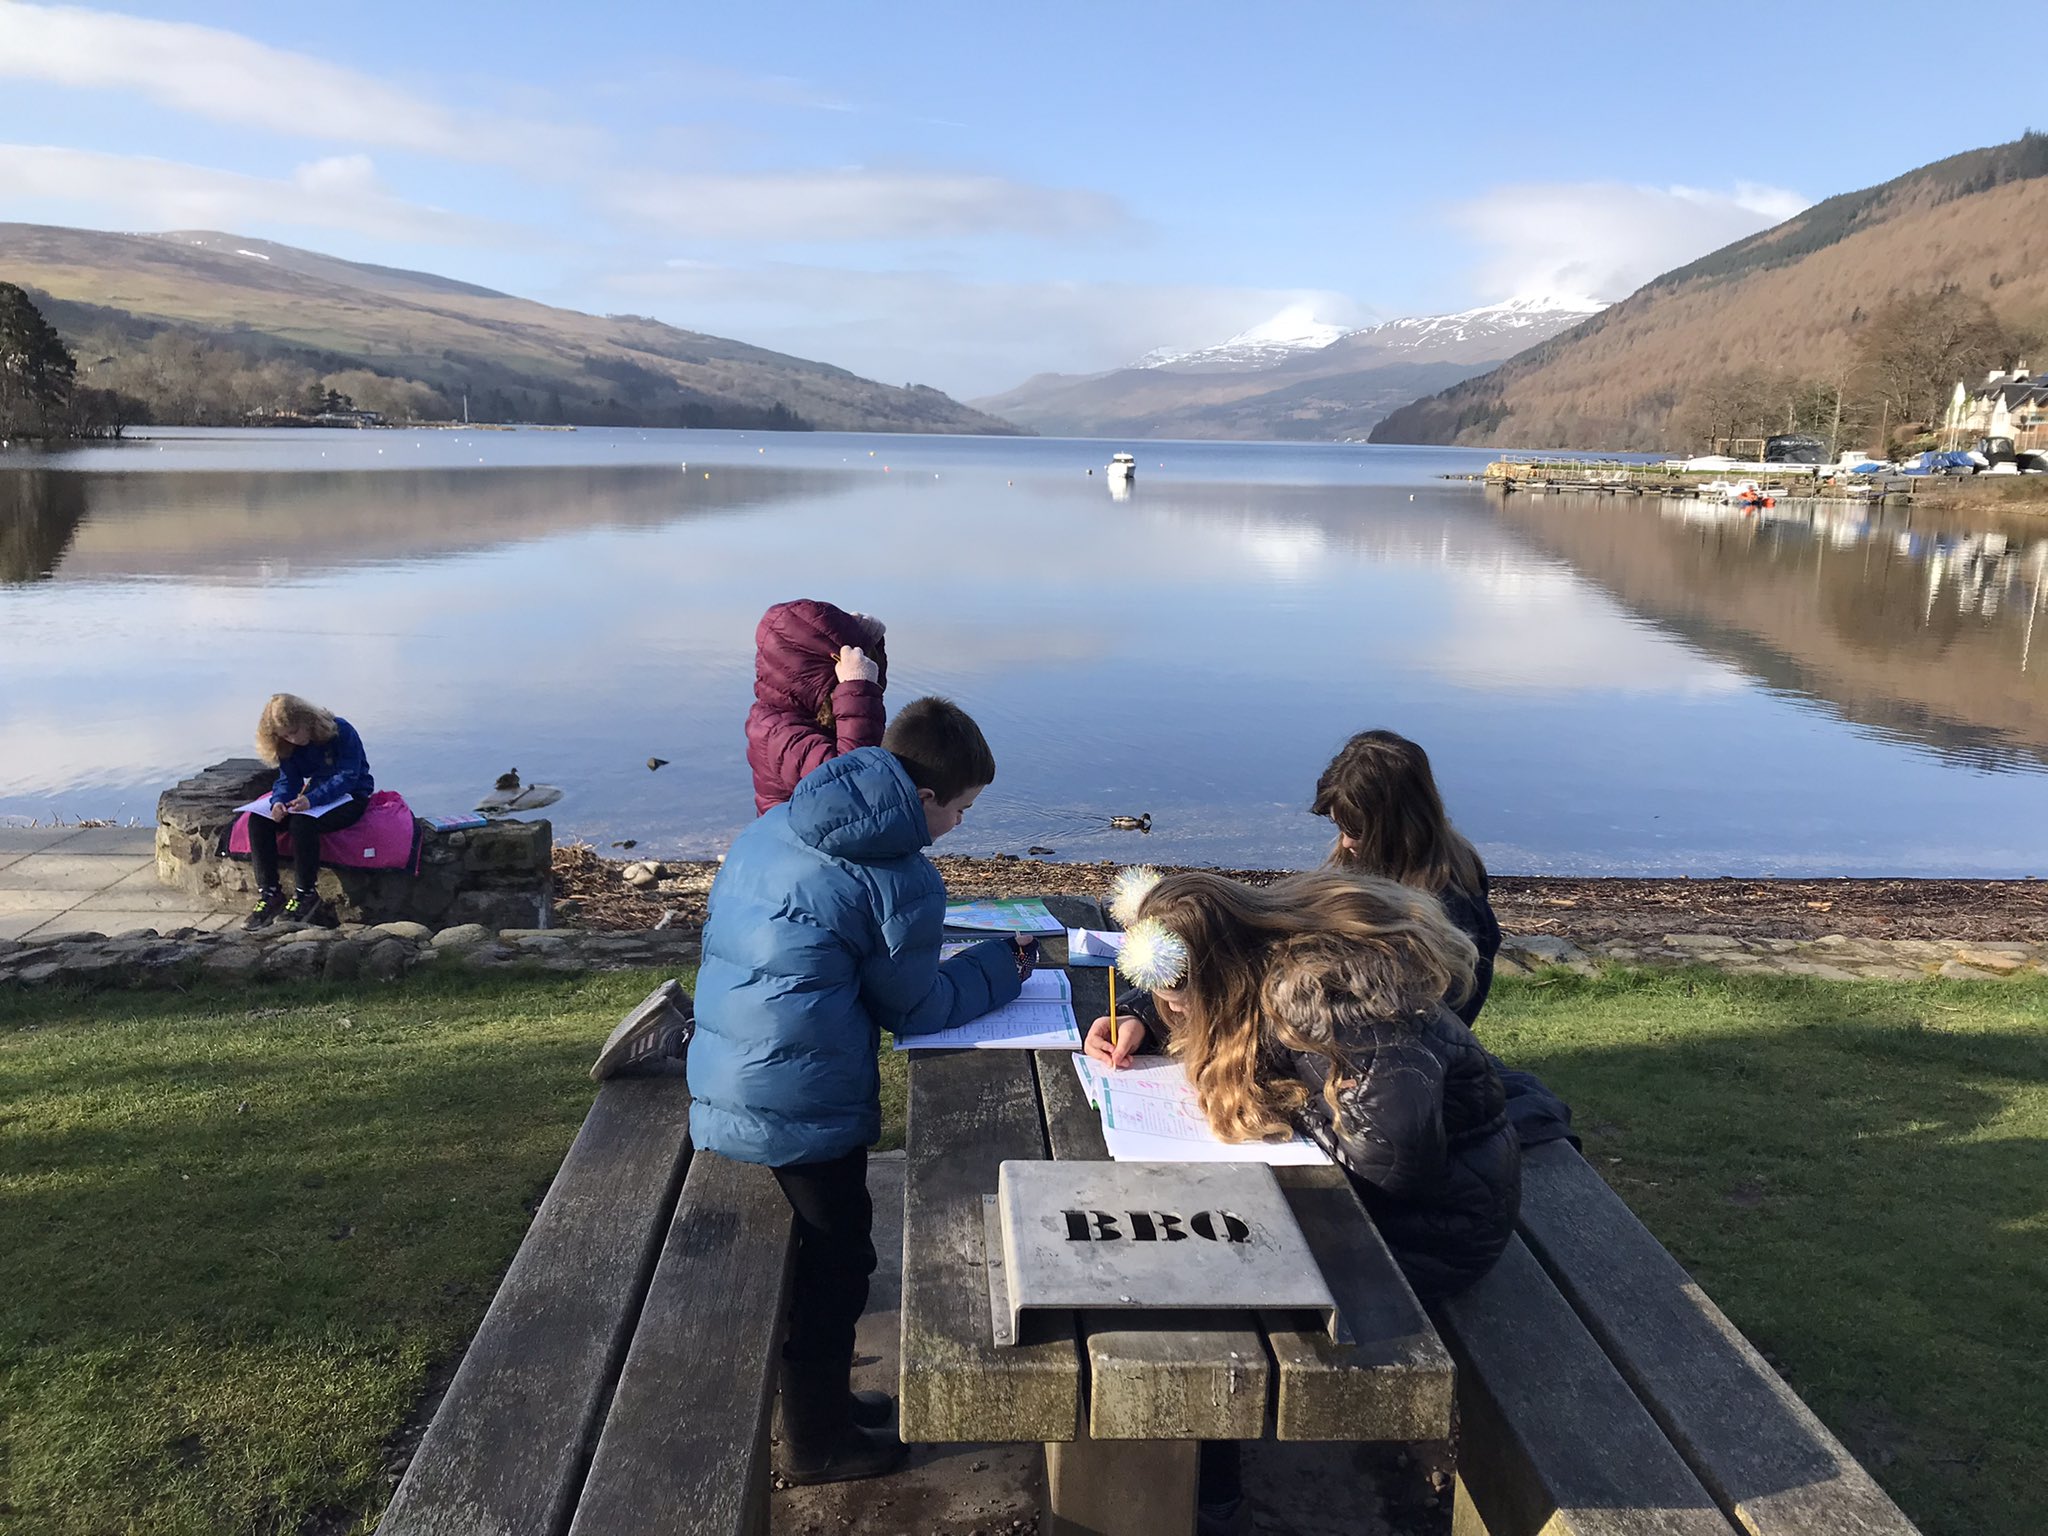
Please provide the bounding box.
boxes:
[378,1035,796,1535]
[378,888,1924,1536]
[1439,1136,1923,1535]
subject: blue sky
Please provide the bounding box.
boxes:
[0,0,2031,395]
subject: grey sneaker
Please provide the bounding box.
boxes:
[590,980,695,1081]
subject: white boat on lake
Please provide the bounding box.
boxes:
[1108,452,1136,482]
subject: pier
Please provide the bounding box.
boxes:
[1452,457,1913,503]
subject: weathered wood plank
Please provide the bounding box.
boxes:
[1435,1235,1732,1536]
[565,1151,795,1536]
[900,1047,1080,1442]
[380,1070,693,1536]
[1265,1166,1454,1443]
[1517,1142,1922,1536]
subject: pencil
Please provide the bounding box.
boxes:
[1107,962,1117,1048]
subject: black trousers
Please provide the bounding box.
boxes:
[247,797,368,893]
[770,1145,876,1374]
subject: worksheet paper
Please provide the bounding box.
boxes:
[892,966,1081,1050]
[942,897,1064,935]
[234,792,351,819]
[1070,1054,1330,1166]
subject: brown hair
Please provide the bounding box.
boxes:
[882,696,995,804]
[254,693,338,765]
[1311,730,1486,897]
[1133,869,1476,1142]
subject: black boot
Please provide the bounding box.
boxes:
[850,1390,894,1429]
[777,1361,907,1486]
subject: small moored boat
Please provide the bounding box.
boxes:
[1108,452,1136,482]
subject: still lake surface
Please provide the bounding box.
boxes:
[5,427,2048,875]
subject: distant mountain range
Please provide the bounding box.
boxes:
[0,224,1020,434]
[971,296,1604,440]
[1371,133,2048,450]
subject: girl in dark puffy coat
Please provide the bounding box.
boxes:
[745,599,888,814]
[1088,866,1519,1301]
[1312,730,1498,1021]
[1312,728,1576,1150]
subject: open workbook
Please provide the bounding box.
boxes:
[1071,1053,1330,1165]
[892,963,1082,1051]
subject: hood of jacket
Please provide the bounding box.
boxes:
[754,599,888,717]
[786,746,928,862]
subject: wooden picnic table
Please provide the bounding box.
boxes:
[899,894,1454,1536]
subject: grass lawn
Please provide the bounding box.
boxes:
[1,967,2039,1535]
[1482,969,2048,1536]
[0,969,711,1536]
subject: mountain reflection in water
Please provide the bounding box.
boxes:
[1497,493,2048,771]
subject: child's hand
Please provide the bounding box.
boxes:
[1085,1014,1147,1069]
[835,645,879,685]
[1012,935,1038,981]
[269,800,291,822]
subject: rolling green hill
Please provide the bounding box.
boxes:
[0,224,1021,434]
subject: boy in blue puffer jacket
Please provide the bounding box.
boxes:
[688,697,1028,1486]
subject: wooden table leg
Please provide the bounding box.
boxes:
[1043,1433,1197,1536]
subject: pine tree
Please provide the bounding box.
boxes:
[0,283,79,433]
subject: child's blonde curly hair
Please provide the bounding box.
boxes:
[254,693,337,765]
[1130,869,1477,1144]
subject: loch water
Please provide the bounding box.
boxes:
[4,426,2047,875]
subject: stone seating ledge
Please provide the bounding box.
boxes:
[157,759,552,932]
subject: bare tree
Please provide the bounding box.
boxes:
[1851,288,2010,444]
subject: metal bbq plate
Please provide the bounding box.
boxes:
[984,1160,1345,1347]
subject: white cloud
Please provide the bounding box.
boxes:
[0,0,596,169]
[602,260,1362,396]
[1448,179,1810,303]
[603,168,1126,243]
[0,144,494,243]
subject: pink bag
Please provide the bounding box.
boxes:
[226,789,420,872]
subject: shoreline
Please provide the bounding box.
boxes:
[555,847,2048,943]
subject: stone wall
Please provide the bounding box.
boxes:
[156,759,553,930]
[0,922,701,988]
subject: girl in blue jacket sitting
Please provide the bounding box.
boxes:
[245,693,375,930]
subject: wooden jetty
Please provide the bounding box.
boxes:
[1451,458,1913,504]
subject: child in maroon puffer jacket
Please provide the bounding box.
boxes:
[746,599,889,813]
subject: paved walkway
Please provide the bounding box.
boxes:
[0,826,227,942]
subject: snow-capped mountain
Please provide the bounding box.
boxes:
[971,294,1608,441]
[1137,304,1357,371]
[1125,295,1606,375]
[1365,294,1607,351]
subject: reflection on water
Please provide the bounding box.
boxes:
[4,428,2047,875]
[2,461,835,581]
[1500,493,2048,770]
[0,472,88,583]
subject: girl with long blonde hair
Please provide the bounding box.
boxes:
[1088,867,1519,1301]
[243,693,375,930]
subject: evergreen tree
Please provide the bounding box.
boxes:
[0,283,79,433]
